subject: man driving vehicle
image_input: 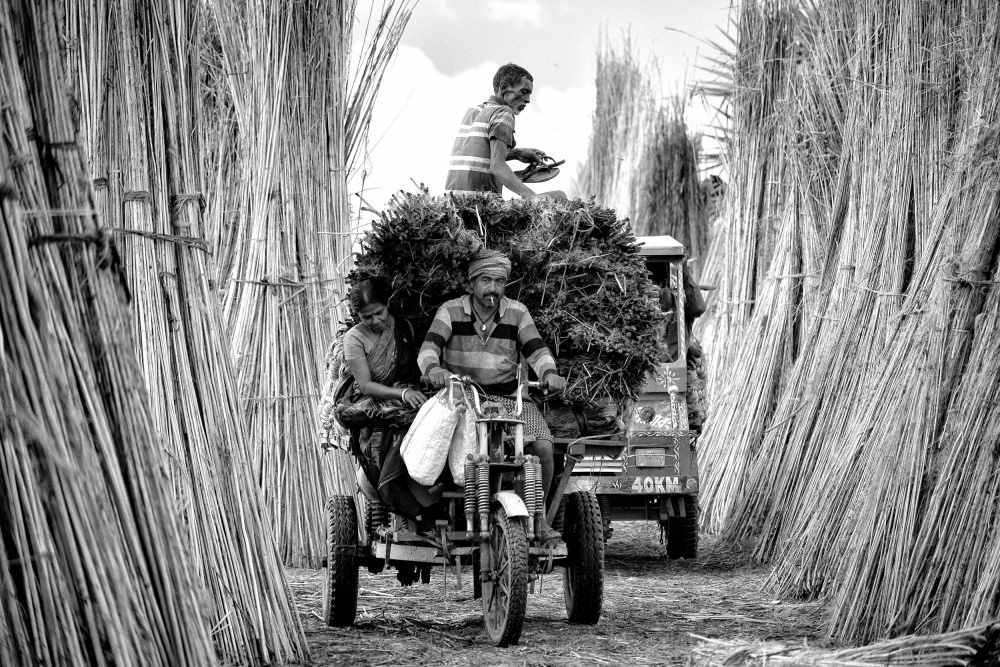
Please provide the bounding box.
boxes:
[445,62,566,200]
[418,249,567,541]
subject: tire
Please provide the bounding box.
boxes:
[323,495,360,627]
[481,506,529,647]
[665,495,699,560]
[562,491,604,624]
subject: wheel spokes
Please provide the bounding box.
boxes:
[485,523,511,627]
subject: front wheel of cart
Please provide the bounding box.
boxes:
[481,507,529,646]
[323,495,359,627]
[563,490,604,624]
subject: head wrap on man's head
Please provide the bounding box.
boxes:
[468,249,512,280]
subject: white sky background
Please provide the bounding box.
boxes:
[352,0,733,220]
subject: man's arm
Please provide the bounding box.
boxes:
[490,139,538,198]
[418,305,453,387]
[516,307,566,390]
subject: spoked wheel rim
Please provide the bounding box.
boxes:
[481,507,528,646]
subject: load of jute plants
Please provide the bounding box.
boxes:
[349,191,660,414]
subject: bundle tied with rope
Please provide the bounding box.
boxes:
[349,190,662,432]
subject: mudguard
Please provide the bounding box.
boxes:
[493,491,529,518]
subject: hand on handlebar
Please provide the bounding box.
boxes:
[427,367,451,389]
[541,374,567,393]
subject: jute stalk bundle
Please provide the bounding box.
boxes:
[575,37,711,272]
[643,101,712,265]
[1,2,216,663]
[575,35,655,218]
[210,0,412,567]
[63,0,309,661]
[697,0,1000,644]
[688,623,1000,667]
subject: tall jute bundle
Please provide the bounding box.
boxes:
[1,2,215,664]
[62,0,308,661]
[575,37,711,270]
[697,0,1000,644]
[209,0,413,567]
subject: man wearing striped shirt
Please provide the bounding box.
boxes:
[445,63,566,200]
[419,249,567,541]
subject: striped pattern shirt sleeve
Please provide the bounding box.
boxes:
[445,97,516,194]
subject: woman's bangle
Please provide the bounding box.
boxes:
[401,388,410,403]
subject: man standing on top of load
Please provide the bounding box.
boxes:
[419,249,567,541]
[445,62,566,200]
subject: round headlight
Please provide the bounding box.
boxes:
[685,478,699,492]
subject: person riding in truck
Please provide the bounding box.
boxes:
[418,249,567,541]
[445,62,566,200]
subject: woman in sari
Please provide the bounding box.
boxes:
[342,278,427,411]
[338,278,434,526]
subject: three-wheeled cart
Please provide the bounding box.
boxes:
[323,376,619,646]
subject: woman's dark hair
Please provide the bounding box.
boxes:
[348,277,391,313]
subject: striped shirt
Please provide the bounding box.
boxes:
[418,295,557,395]
[444,95,516,195]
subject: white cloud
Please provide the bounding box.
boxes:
[357,44,596,218]
[418,0,457,20]
[485,0,543,28]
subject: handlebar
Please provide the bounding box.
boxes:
[417,373,558,418]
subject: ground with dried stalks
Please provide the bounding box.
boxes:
[287,524,830,666]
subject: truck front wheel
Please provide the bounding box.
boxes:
[661,495,699,560]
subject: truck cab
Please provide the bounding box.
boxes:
[567,235,700,559]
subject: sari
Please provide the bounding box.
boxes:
[335,316,433,519]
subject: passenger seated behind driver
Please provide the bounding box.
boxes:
[418,249,568,542]
[339,278,432,519]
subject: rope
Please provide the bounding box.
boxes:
[108,227,210,253]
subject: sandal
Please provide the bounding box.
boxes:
[515,156,565,184]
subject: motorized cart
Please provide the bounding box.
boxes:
[323,375,618,647]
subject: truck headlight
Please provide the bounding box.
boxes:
[686,478,699,492]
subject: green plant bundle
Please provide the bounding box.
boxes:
[350,191,660,407]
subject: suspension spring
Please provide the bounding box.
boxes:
[367,499,389,537]
[523,455,536,540]
[532,457,545,531]
[477,454,490,540]
[464,454,477,539]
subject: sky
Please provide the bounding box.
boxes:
[354,0,733,218]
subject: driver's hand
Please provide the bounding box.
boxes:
[543,374,568,392]
[428,367,450,389]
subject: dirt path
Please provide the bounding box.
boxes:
[287,522,833,666]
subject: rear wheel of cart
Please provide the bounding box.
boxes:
[664,495,699,560]
[481,507,528,647]
[562,490,604,624]
[323,495,359,627]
